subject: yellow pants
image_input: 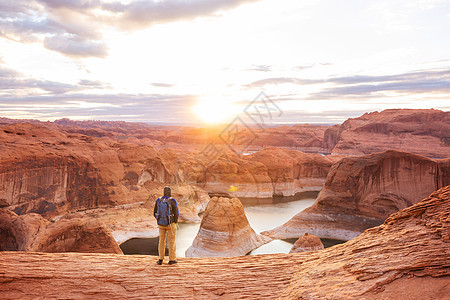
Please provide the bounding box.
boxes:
[158,223,177,261]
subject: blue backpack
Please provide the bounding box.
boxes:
[156,197,174,226]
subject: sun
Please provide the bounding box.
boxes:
[192,96,240,125]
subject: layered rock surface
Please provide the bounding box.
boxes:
[282,185,450,299]
[289,232,324,253]
[0,209,122,253]
[190,148,342,198]
[52,118,331,152]
[263,150,450,240]
[1,186,448,299]
[186,197,271,257]
[324,109,450,158]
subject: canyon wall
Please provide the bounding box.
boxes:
[188,148,342,198]
[282,185,450,299]
[324,109,450,158]
[0,209,122,253]
[263,150,450,240]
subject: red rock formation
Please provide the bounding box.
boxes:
[186,148,342,198]
[52,118,331,151]
[0,209,122,253]
[0,123,210,220]
[0,186,448,299]
[282,185,450,299]
[289,232,324,253]
[186,197,272,257]
[247,148,343,197]
[263,150,450,240]
[324,109,450,158]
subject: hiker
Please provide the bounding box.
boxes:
[153,186,179,265]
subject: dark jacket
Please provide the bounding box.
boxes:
[153,196,179,224]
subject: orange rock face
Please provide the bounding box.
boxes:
[188,148,342,198]
[0,122,210,219]
[324,109,450,158]
[282,185,450,299]
[263,150,450,240]
[289,233,324,253]
[0,121,341,254]
[52,118,331,152]
[186,197,272,257]
[0,209,122,254]
[0,187,448,299]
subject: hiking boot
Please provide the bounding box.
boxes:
[168,260,178,265]
[156,259,163,265]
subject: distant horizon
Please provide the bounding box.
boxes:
[1,107,446,128]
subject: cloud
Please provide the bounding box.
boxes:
[328,69,450,85]
[247,64,272,72]
[0,93,198,123]
[43,35,108,58]
[244,68,450,100]
[105,0,261,29]
[310,68,450,99]
[78,79,108,88]
[0,0,261,58]
[38,0,101,11]
[0,66,102,94]
[150,82,174,88]
[246,77,324,87]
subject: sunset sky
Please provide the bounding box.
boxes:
[1,0,449,125]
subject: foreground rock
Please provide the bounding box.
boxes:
[0,252,306,299]
[0,210,122,254]
[1,186,448,299]
[289,233,324,253]
[324,109,450,158]
[282,185,450,299]
[186,197,271,257]
[263,150,450,240]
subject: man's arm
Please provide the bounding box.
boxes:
[153,198,159,219]
[171,198,179,223]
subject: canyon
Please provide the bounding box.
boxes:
[263,150,450,241]
[1,185,448,299]
[0,108,448,256]
[324,109,449,158]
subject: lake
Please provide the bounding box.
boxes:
[121,193,325,257]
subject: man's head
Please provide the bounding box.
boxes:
[164,186,171,197]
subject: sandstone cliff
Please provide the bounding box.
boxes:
[0,186,448,299]
[282,185,450,299]
[187,148,342,198]
[186,197,271,257]
[324,109,450,158]
[0,122,210,219]
[263,150,450,240]
[52,118,331,152]
[0,209,122,253]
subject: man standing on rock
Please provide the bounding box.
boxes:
[153,186,179,265]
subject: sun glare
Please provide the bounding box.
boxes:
[192,96,240,125]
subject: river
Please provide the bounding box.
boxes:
[176,193,317,257]
[119,193,344,257]
[120,192,343,257]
